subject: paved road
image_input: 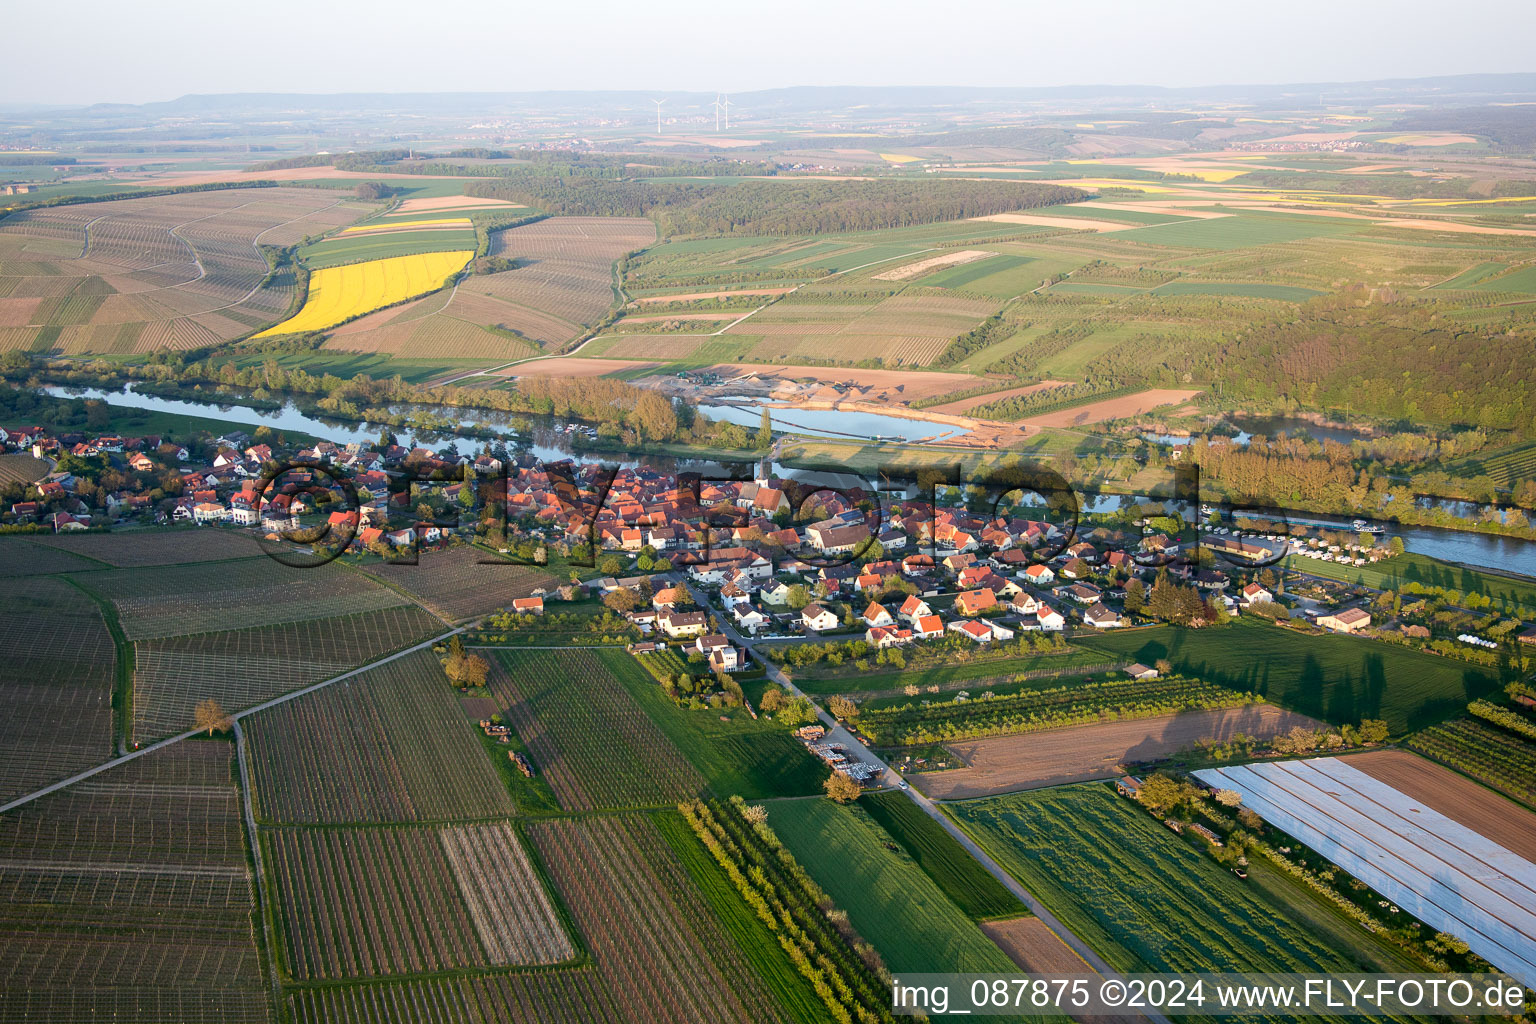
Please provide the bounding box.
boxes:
[688,580,1166,1021]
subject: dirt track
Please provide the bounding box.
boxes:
[912,704,1322,799]
[1344,750,1536,862]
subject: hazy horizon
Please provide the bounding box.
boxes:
[5,0,1534,107]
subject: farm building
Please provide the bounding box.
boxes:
[1116,776,1143,799]
[1316,607,1371,633]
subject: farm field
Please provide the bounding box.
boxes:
[255,249,472,338]
[981,916,1109,982]
[949,784,1416,989]
[856,672,1257,746]
[322,215,654,357]
[1018,387,1203,428]
[910,704,1324,799]
[1404,715,1536,809]
[768,797,1019,975]
[1196,758,1536,988]
[528,812,790,1023]
[0,451,48,486]
[356,546,555,622]
[264,821,570,980]
[615,651,828,798]
[0,741,270,1023]
[81,556,412,639]
[784,644,1114,696]
[130,603,444,742]
[0,576,116,803]
[1287,549,1536,612]
[490,648,705,810]
[27,527,261,566]
[0,536,105,577]
[0,187,370,353]
[1343,749,1536,862]
[245,648,515,824]
[859,790,1026,920]
[1075,618,1498,732]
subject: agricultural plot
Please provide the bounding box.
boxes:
[616,652,827,799]
[83,556,412,639]
[357,546,555,622]
[528,813,788,1024]
[857,673,1256,746]
[1405,715,1536,809]
[131,603,443,742]
[0,577,115,803]
[0,741,271,1023]
[0,451,48,486]
[0,536,105,577]
[255,250,472,338]
[768,798,1017,975]
[246,647,514,824]
[265,822,570,980]
[1196,758,1536,989]
[1075,618,1496,732]
[718,290,996,367]
[325,215,654,356]
[1343,749,1536,862]
[859,791,1026,920]
[28,527,260,566]
[951,785,1406,985]
[0,187,361,352]
[491,649,705,810]
[910,704,1323,800]
[300,230,478,269]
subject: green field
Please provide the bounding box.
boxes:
[1150,281,1322,302]
[950,785,1420,991]
[1286,550,1536,613]
[782,646,1113,696]
[607,649,828,799]
[300,229,477,269]
[1469,264,1536,294]
[768,798,1018,975]
[860,791,1025,920]
[654,810,826,1024]
[1117,210,1368,250]
[918,253,1025,289]
[1074,618,1498,732]
[1428,262,1508,290]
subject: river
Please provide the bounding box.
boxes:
[42,383,1536,579]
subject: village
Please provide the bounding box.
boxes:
[5,417,1533,728]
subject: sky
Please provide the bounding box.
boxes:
[4,0,1534,106]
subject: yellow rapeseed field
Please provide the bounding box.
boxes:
[253,250,472,338]
[341,217,472,233]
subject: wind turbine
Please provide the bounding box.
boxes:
[712,94,722,133]
[720,94,732,131]
[651,98,666,135]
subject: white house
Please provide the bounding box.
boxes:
[862,602,895,628]
[192,501,227,524]
[732,604,769,634]
[228,505,259,526]
[801,603,839,632]
[948,620,993,643]
[1034,607,1065,631]
[898,595,932,625]
[1083,605,1124,629]
[981,619,1015,641]
[1021,564,1055,585]
[1239,582,1273,606]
